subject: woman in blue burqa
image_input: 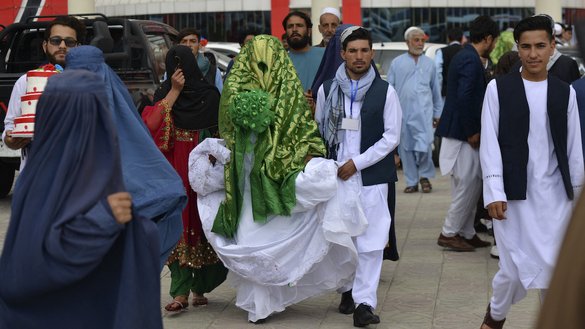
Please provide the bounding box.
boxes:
[65,45,187,268]
[0,70,163,329]
[189,35,367,323]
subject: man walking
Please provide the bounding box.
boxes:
[3,16,85,170]
[479,15,583,329]
[315,26,402,327]
[435,16,499,251]
[435,27,464,98]
[317,7,341,47]
[283,11,325,109]
[387,26,442,193]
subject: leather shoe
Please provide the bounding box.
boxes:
[437,233,474,251]
[353,303,380,327]
[463,234,491,248]
[339,290,355,314]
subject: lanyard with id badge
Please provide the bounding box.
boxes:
[341,79,360,131]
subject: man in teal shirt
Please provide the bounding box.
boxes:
[283,11,325,109]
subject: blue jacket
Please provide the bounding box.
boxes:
[435,44,487,141]
[571,77,585,160]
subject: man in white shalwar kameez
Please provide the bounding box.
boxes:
[387,26,442,193]
[315,27,402,327]
[479,15,584,329]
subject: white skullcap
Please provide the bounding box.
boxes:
[404,26,425,40]
[554,23,563,36]
[340,26,361,44]
[321,7,341,20]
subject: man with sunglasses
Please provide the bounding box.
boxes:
[3,16,86,169]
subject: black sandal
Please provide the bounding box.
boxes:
[404,185,418,193]
[481,304,506,329]
[420,178,432,193]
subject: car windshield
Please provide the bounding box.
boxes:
[374,50,405,75]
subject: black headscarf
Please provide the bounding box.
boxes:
[154,45,220,130]
[0,70,162,329]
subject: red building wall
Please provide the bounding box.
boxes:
[0,0,68,27]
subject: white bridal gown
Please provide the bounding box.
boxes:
[189,138,367,322]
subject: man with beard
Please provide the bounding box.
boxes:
[283,11,325,110]
[3,16,85,170]
[435,15,499,251]
[317,7,341,48]
[315,26,402,327]
[387,26,442,194]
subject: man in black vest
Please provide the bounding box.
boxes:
[315,27,402,327]
[479,15,584,329]
[435,27,464,98]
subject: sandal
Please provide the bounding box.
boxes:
[192,295,208,306]
[420,178,432,193]
[164,297,188,312]
[404,185,418,193]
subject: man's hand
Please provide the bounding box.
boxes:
[107,192,133,224]
[4,131,31,150]
[432,117,440,128]
[487,201,507,220]
[337,159,357,180]
[467,133,480,149]
[304,90,315,114]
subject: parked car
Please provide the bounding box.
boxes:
[557,46,585,77]
[0,14,180,198]
[205,42,240,59]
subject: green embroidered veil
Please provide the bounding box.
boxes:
[212,35,326,238]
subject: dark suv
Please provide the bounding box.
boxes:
[0,14,179,198]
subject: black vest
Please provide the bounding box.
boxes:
[496,71,573,200]
[441,43,463,97]
[324,77,397,186]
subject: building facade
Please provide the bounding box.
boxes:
[2,0,584,43]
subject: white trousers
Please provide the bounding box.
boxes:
[351,249,384,309]
[440,141,482,239]
[489,240,547,320]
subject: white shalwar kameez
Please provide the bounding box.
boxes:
[480,78,584,321]
[315,81,402,308]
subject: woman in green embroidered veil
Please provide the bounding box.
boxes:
[188,35,367,323]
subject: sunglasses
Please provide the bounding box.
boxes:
[48,36,78,47]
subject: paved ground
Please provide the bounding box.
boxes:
[0,169,540,328]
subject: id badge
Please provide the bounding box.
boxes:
[341,118,359,131]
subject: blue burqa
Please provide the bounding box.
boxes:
[0,70,163,329]
[66,46,186,268]
[311,24,355,98]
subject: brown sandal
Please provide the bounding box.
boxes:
[192,295,208,306]
[165,296,188,312]
[481,304,505,329]
[404,185,419,193]
[420,178,432,193]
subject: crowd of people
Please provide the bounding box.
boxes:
[0,10,584,329]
